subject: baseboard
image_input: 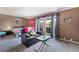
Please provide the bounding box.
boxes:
[59,38,79,44]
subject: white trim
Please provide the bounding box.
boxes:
[58,7,76,12]
[59,38,79,44]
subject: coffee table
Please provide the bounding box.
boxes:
[34,35,51,52]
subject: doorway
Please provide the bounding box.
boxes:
[39,17,52,36]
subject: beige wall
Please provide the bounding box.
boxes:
[0,14,27,31]
[0,14,16,31]
[59,7,79,42]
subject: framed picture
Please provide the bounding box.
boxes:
[64,17,72,22]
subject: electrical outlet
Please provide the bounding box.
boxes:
[70,38,73,41]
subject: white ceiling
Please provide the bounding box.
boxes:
[0,7,74,17]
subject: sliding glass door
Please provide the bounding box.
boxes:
[39,17,52,35]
